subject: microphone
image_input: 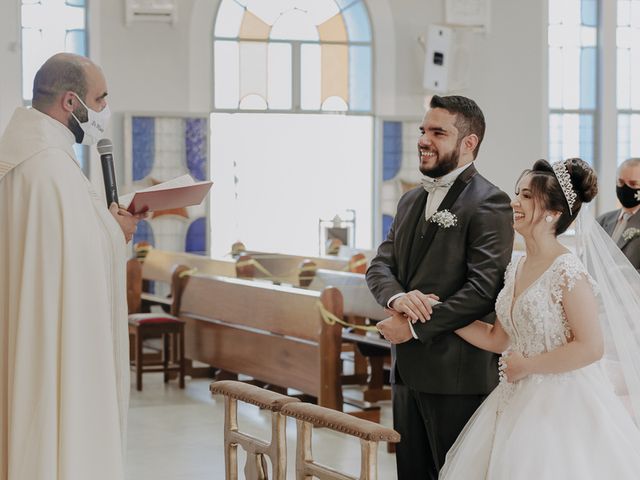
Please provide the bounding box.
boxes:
[97,138,119,207]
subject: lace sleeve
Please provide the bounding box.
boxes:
[550,254,598,305]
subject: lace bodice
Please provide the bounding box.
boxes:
[495,253,596,357]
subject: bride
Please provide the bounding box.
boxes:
[434,158,640,479]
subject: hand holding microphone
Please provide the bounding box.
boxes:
[98,138,141,243]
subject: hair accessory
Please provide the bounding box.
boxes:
[545,215,554,223]
[551,161,577,214]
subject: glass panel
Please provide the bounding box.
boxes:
[321,96,348,111]
[21,27,44,100]
[239,94,268,109]
[630,114,640,161]
[619,0,632,26]
[632,31,640,109]
[267,42,292,109]
[214,41,240,109]
[65,29,86,55]
[239,9,271,40]
[580,47,596,109]
[336,0,359,10]
[239,41,268,107]
[618,47,631,109]
[579,114,594,165]
[349,45,371,111]
[549,0,563,25]
[549,46,563,109]
[306,1,339,26]
[270,9,318,41]
[321,44,348,106]
[549,113,581,162]
[214,0,245,38]
[301,43,321,110]
[581,0,597,27]
[342,1,371,42]
[633,1,640,28]
[618,114,631,165]
[618,25,632,48]
[562,0,581,25]
[318,13,348,42]
[66,0,85,7]
[562,46,581,109]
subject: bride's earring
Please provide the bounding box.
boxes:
[545,215,554,223]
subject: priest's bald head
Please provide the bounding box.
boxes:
[32,53,109,145]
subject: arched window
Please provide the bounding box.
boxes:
[210,0,375,257]
[213,0,372,112]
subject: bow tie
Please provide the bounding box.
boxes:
[421,177,455,194]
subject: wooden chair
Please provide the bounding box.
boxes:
[210,380,300,480]
[127,261,190,391]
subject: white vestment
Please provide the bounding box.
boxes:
[0,108,129,480]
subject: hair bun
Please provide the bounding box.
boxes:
[565,158,598,203]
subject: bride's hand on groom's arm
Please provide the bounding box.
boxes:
[501,351,530,383]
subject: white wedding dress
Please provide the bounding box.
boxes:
[440,253,640,479]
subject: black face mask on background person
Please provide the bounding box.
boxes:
[616,183,640,208]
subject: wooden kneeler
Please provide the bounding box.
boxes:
[281,402,400,480]
[210,380,300,480]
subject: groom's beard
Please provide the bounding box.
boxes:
[420,144,461,178]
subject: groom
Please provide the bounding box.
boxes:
[366,95,513,479]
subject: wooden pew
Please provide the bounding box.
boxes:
[180,274,363,416]
[306,269,392,405]
[235,250,367,286]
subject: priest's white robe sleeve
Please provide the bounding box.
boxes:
[1,148,128,480]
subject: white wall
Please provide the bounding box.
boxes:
[0,0,548,202]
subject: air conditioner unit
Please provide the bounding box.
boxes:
[126,0,177,25]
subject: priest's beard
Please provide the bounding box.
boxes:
[420,143,461,178]
[67,106,87,144]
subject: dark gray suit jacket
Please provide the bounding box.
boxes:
[597,209,640,273]
[366,164,514,395]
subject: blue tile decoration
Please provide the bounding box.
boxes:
[185,118,208,181]
[133,219,155,247]
[383,121,402,181]
[132,117,155,181]
[185,217,207,255]
[382,214,394,241]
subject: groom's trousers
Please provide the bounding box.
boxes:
[392,381,485,480]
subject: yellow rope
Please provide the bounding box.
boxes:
[315,301,379,333]
[178,268,198,278]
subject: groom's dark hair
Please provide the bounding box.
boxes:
[430,95,486,159]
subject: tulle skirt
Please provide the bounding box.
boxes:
[440,363,640,479]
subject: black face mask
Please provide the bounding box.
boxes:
[616,183,640,208]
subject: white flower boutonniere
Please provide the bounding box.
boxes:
[622,227,640,242]
[635,190,640,202]
[430,209,458,229]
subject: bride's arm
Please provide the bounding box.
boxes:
[454,320,510,354]
[503,276,603,382]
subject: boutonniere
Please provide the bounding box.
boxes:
[622,227,640,242]
[430,209,458,229]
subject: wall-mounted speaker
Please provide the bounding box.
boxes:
[423,24,474,94]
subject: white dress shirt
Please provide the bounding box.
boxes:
[387,162,474,338]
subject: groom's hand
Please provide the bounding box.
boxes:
[376,313,414,344]
[390,291,439,323]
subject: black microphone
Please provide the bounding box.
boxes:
[97,138,119,207]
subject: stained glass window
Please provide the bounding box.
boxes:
[213,0,372,113]
[548,0,598,165]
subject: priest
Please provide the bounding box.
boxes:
[0,53,139,479]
